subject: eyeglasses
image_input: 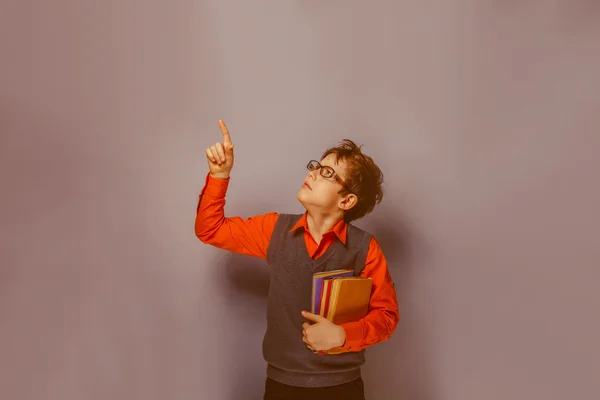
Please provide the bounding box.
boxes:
[306,160,349,189]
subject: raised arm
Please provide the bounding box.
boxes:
[195,120,278,258]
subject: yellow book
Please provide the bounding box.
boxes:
[322,277,372,355]
[326,277,372,325]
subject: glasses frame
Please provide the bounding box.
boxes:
[306,160,349,190]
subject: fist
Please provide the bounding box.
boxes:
[205,120,234,179]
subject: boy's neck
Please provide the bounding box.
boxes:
[305,211,344,244]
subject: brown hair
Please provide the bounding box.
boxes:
[321,139,384,223]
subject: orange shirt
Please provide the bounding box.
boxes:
[195,173,399,352]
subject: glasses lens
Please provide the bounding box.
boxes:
[320,166,334,178]
[307,160,318,171]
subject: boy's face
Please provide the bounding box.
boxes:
[296,153,357,217]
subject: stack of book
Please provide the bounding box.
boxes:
[310,269,372,354]
[311,269,373,326]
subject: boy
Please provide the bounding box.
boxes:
[195,120,399,399]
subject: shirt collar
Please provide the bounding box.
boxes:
[289,211,348,244]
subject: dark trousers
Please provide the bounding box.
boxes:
[263,377,365,400]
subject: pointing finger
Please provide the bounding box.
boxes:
[218,120,232,145]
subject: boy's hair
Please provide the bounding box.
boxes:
[321,139,384,223]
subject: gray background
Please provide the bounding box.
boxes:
[1,1,599,399]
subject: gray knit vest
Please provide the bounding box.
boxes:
[263,213,373,387]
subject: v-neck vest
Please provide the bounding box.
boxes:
[264,213,372,387]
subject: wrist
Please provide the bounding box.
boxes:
[209,172,230,180]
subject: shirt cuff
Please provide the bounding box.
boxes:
[340,321,363,351]
[201,172,230,198]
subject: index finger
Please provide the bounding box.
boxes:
[218,120,232,145]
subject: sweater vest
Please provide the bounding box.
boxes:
[263,213,372,387]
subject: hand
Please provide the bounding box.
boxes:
[205,120,234,179]
[301,311,346,352]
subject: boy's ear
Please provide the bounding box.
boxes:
[340,194,357,211]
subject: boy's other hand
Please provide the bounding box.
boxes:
[206,120,234,179]
[301,311,346,352]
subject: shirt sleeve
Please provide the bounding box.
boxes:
[339,237,400,351]
[194,173,278,259]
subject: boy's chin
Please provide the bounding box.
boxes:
[296,193,316,211]
[296,192,308,207]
